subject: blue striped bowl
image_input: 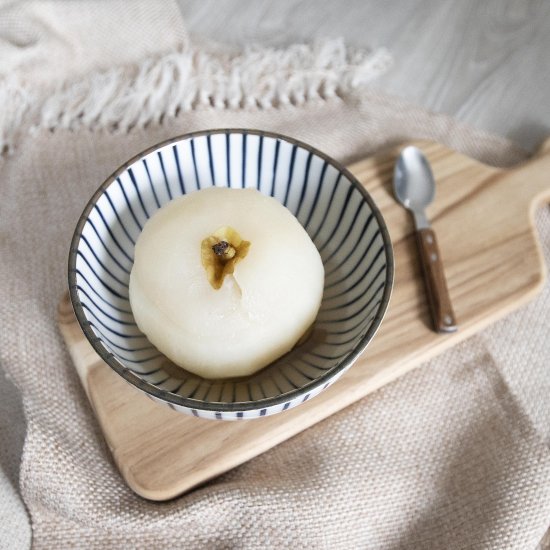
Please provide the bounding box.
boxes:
[69,130,393,420]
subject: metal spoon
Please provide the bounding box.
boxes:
[393,146,457,333]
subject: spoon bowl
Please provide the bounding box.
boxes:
[394,146,435,213]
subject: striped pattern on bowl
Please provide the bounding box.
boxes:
[69,129,393,419]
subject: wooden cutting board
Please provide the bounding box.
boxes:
[58,139,550,501]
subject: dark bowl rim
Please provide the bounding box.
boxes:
[68,128,394,413]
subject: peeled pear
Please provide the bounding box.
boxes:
[129,187,324,379]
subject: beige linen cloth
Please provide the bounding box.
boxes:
[1,2,550,549]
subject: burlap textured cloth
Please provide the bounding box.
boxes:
[1,2,550,549]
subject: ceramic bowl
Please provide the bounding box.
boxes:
[69,129,393,419]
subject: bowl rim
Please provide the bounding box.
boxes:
[68,128,394,412]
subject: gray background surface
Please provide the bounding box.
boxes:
[180,0,550,151]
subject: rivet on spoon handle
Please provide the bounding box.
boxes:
[416,228,457,333]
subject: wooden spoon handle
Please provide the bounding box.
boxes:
[416,228,457,333]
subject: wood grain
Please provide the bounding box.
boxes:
[179,0,550,151]
[58,139,550,500]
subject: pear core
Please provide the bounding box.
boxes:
[129,187,324,379]
[201,226,251,290]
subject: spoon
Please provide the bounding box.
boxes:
[393,146,457,333]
